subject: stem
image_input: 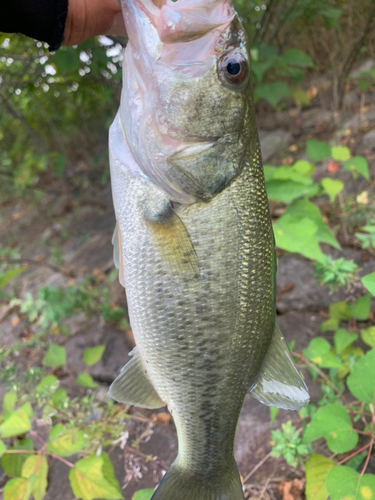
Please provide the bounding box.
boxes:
[125,445,169,471]
[0,92,48,155]
[29,430,46,446]
[242,452,271,484]
[3,450,37,454]
[360,404,375,476]
[47,452,74,468]
[337,443,372,465]
[292,352,348,405]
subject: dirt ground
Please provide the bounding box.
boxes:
[1,60,375,499]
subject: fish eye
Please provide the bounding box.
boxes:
[219,51,248,85]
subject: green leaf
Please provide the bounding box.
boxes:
[283,49,314,67]
[0,440,6,457]
[326,466,375,500]
[76,372,99,388]
[266,180,319,203]
[4,477,34,500]
[349,295,371,320]
[293,89,311,106]
[3,392,17,417]
[0,267,27,289]
[42,344,66,367]
[0,405,32,438]
[83,345,106,366]
[35,375,59,394]
[69,454,124,500]
[344,156,370,180]
[331,145,351,161]
[47,426,87,457]
[273,165,313,184]
[361,327,375,349]
[302,404,358,453]
[101,453,124,495]
[274,217,324,262]
[306,140,331,162]
[303,338,342,368]
[50,388,68,407]
[270,406,279,425]
[254,82,290,108]
[305,453,335,500]
[22,455,48,500]
[329,301,351,321]
[362,273,375,296]
[347,349,375,404]
[321,178,344,202]
[334,329,358,354]
[346,451,367,470]
[293,200,340,248]
[50,47,80,74]
[1,438,34,477]
[319,317,339,332]
[132,490,155,500]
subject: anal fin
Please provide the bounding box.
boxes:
[249,322,309,411]
[145,202,199,279]
[109,347,165,409]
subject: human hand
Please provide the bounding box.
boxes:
[63,0,127,46]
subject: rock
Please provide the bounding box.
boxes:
[276,255,345,313]
[362,128,375,153]
[44,455,77,500]
[259,130,292,162]
[65,233,114,275]
[276,249,375,313]
[350,59,375,79]
[65,321,133,383]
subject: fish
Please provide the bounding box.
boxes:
[108,1,309,499]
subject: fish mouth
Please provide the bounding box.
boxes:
[136,0,235,44]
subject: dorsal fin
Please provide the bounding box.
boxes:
[249,322,309,411]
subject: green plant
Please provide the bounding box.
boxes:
[270,297,375,499]
[356,226,375,249]
[9,277,129,335]
[270,421,311,467]
[313,255,358,291]
[0,334,159,500]
[251,44,314,108]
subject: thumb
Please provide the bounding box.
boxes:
[106,11,128,38]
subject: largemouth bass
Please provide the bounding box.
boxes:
[109,1,309,498]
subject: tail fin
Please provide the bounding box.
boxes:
[151,461,244,500]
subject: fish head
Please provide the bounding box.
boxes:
[120,0,255,202]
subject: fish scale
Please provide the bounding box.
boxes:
[109,1,309,498]
[111,133,274,474]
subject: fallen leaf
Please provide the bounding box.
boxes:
[307,86,318,99]
[328,161,340,173]
[156,412,171,425]
[11,315,20,326]
[282,156,294,165]
[357,191,369,205]
[278,479,305,500]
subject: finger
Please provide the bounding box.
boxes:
[106,12,128,38]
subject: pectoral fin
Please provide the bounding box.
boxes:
[145,202,199,279]
[112,222,125,288]
[109,347,165,409]
[249,323,309,411]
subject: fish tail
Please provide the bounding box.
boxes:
[150,461,244,500]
